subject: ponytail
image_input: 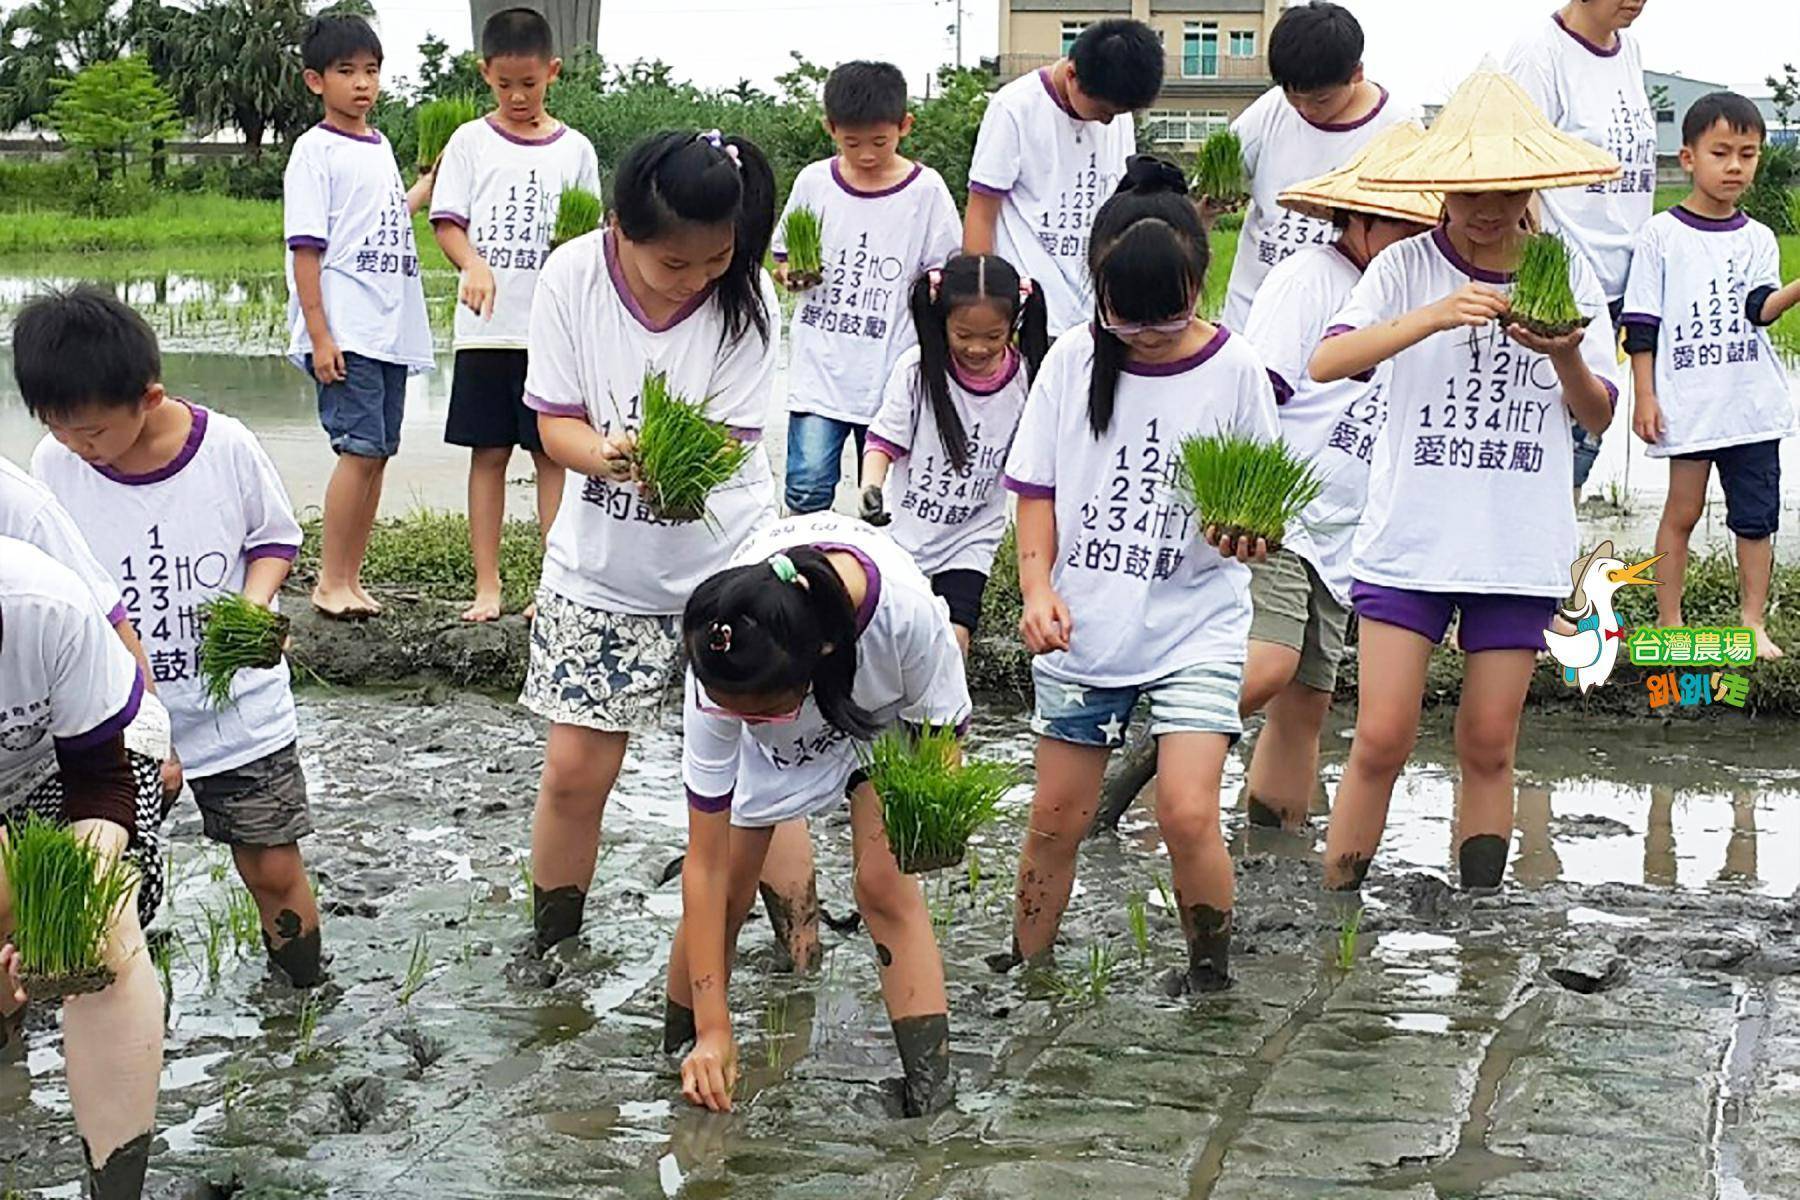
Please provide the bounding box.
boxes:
[683,546,879,740]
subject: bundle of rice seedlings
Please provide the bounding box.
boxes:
[864,726,1017,875]
[550,186,602,251]
[198,593,289,709]
[782,206,825,289]
[1193,129,1247,208]
[0,815,137,1001]
[1508,232,1589,339]
[415,97,480,171]
[1175,432,1322,552]
[634,371,753,524]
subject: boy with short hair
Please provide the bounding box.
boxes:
[285,13,435,620]
[1623,91,1799,660]
[22,286,328,988]
[776,59,961,514]
[965,18,1161,335]
[1219,0,1417,331]
[430,6,600,621]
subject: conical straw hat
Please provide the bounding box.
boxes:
[1278,123,1443,224]
[1365,68,1622,192]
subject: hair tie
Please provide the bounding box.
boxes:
[767,553,800,584]
[697,129,741,170]
[1018,278,1034,301]
[927,268,943,303]
[708,621,733,653]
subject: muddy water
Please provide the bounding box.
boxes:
[3,692,1796,1197]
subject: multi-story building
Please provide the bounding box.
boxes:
[994,1,1282,151]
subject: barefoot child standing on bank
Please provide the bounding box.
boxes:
[431,7,601,622]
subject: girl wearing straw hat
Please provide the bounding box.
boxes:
[1307,68,1624,894]
[1236,124,1440,832]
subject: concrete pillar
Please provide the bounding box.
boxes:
[469,0,600,58]
[997,0,1010,56]
[1131,0,1151,18]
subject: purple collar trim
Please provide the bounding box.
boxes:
[605,229,713,334]
[814,542,882,634]
[1552,12,1621,58]
[485,115,567,146]
[95,402,207,485]
[316,120,382,144]
[1671,205,1748,232]
[1433,227,1514,285]
[1038,66,1081,119]
[1122,326,1230,376]
[831,159,923,199]
[952,348,1020,395]
[1303,85,1391,133]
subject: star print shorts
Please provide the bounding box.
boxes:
[1029,659,1244,748]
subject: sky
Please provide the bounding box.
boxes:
[365,0,1800,102]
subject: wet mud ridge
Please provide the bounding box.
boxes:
[1,691,1796,1198]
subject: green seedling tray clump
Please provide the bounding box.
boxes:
[634,371,753,524]
[1193,129,1247,208]
[1509,232,1590,339]
[198,593,289,709]
[415,97,480,171]
[550,186,602,251]
[1175,432,1322,552]
[864,726,1017,875]
[0,815,136,1001]
[782,206,825,289]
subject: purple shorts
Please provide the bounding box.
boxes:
[1351,581,1556,653]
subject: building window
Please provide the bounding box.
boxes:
[1229,31,1256,57]
[1060,21,1086,56]
[1655,106,1676,124]
[1146,108,1229,148]
[1183,22,1219,77]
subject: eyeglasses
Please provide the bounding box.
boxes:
[692,677,806,725]
[1100,315,1194,338]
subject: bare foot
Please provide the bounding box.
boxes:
[311,585,376,621]
[1747,623,1785,660]
[523,601,537,622]
[1550,612,1577,636]
[349,582,384,616]
[462,590,503,623]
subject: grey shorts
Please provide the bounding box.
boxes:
[519,588,683,733]
[1249,548,1350,693]
[190,741,314,847]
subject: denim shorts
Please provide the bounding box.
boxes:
[1030,659,1243,748]
[1351,580,1556,653]
[312,351,408,459]
[1673,439,1782,539]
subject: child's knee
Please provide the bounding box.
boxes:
[854,856,920,927]
[1156,788,1223,850]
[1352,722,1417,776]
[233,843,304,894]
[1454,723,1517,778]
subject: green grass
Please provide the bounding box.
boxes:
[781,206,824,277]
[1175,432,1323,548]
[1511,232,1585,334]
[552,186,603,247]
[1193,129,1246,206]
[198,593,288,709]
[634,370,754,523]
[864,726,1017,874]
[296,510,546,614]
[1047,943,1117,1007]
[0,816,137,986]
[416,98,481,170]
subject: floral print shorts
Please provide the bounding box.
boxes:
[519,588,683,733]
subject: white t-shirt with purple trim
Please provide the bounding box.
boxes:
[1002,325,1281,687]
[968,68,1136,336]
[0,537,143,803]
[32,404,303,777]
[1242,243,1388,605]
[525,229,780,615]
[1504,15,1657,301]
[681,512,972,828]
[867,345,1028,578]
[283,123,434,371]
[429,117,602,351]
[773,157,961,424]
[1221,85,1421,332]
[1621,207,1796,458]
[0,455,124,625]
[1329,228,1622,598]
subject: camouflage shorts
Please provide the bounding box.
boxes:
[519,588,683,734]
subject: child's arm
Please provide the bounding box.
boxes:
[1751,278,1800,326]
[291,248,343,385]
[404,168,435,216]
[858,447,894,526]
[537,416,635,481]
[1506,322,1615,432]
[434,221,496,320]
[1015,496,1070,653]
[1629,350,1663,444]
[1310,284,1510,384]
[963,190,1001,256]
[241,557,290,609]
[680,804,738,1112]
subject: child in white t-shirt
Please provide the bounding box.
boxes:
[284,14,435,621]
[430,8,601,623]
[18,287,326,989]
[1219,1,1418,332]
[665,513,971,1118]
[773,61,961,515]
[1002,160,1280,996]
[964,19,1161,335]
[520,130,783,957]
[1624,93,1799,661]
[858,252,1050,652]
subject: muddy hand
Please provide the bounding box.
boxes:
[0,945,25,1009]
[682,1030,738,1113]
[1505,322,1586,358]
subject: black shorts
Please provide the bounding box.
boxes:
[446,349,541,452]
[1674,439,1782,539]
[931,569,988,634]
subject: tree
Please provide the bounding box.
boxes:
[0,0,128,127]
[1768,63,1799,132]
[48,56,181,180]
[416,31,485,103]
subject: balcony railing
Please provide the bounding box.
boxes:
[996,51,1269,87]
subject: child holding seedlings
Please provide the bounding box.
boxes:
[966,18,1161,335]
[665,511,972,1117]
[1308,69,1623,893]
[1237,125,1440,829]
[23,288,326,989]
[1220,1,1418,331]
[1624,92,1798,661]
[0,535,163,1197]
[774,61,962,515]
[999,158,1281,994]
[430,6,602,622]
[285,13,436,621]
[859,253,1050,653]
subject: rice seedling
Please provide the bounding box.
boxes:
[633,370,754,524]
[197,904,226,989]
[225,887,262,959]
[295,989,322,1062]
[761,993,791,1070]
[1193,129,1247,208]
[415,97,479,171]
[1508,232,1589,339]
[781,206,825,288]
[1334,906,1364,971]
[1126,891,1150,963]
[550,185,602,250]
[151,931,177,1002]
[197,593,289,709]
[1153,872,1177,914]
[518,859,534,921]
[1174,432,1323,551]
[0,816,137,1000]
[1049,943,1116,1007]
[398,931,431,1006]
[863,726,1018,875]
